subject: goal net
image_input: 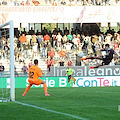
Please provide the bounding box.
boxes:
[0,21,15,102]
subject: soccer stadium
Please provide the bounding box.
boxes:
[0,1,120,120]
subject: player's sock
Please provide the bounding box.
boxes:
[81,57,86,60]
[90,66,95,69]
[43,83,50,96]
[71,77,76,84]
[81,57,95,60]
[22,84,32,96]
[43,83,47,94]
[69,80,73,87]
[90,66,98,69]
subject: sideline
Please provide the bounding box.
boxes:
[14,101,89,120]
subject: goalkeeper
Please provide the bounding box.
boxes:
[65,67,76,85]
[22,59,50,96]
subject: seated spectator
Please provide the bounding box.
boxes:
[59,47,66,59]
[67,33,73,43]
[36,30,39,36]
[42,27,48,36]
[56,32,62,51]
[32,43,38,58]
[31,34,37,46]
[52,0,57,6]
[102,39,109,48]
[2,0,7,5]
[41,39,47,57]
[22,63,28,76]
[64,42,72,53]
[76,47,84,58]
[98,32,104,43]
[20,1,24,6]
[91,33,99,56]
[52,31,57,49]
[64,27,69,35]
[96,0,101,5]
[15,51,20,62]
[0,63,5,77]
[44,33,50,44]
[67,58,72,66]
[28,60,34,69]
[83,34,91,50]
[26,32,32,46]
[61,0,66,5]
[14,0,19,6]
[37,33,43,52]
[85,37,92,55]
[113,40,119,51]
[32,0,40,6]
[47,42,52,58]
[29,27,35,35]
[8,0,14,6]
[62,34,68,44]
[95,40,101,56]
[109,58,118,66]
[23,42,29,59]
[42,70,46,76]
[76,53,81,66]
[83,0,88,5]
[25,0,30,6]
[19,54,25,64]
[46,57,51,72]
[14,65,19,77]
[19,33,27,52]
[72,35,79,48]
[48,47,55,59]
[68,0,73,6]
[104,33,112,44]
[51,57,55,66]
[58,58,65,66]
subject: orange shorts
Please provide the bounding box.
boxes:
[28,79,43,85]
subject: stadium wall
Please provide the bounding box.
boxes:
[0,76,119,88]
[50,66,120,76]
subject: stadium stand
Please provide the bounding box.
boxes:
[0,0,120,6]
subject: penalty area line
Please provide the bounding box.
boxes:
[14,101,89,120]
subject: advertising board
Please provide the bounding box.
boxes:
[0,76,119,88]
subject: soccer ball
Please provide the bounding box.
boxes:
[78,52,84,58]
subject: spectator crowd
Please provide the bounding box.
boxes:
[0,0,120,6]
[0,26,120,76]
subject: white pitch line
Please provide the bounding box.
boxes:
[14,101,89,120]
[96,91,120,94]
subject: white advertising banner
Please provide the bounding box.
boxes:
[74,76,120,87]
[0,6,120,24]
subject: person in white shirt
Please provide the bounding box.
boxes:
[72,36,78,46]
[26,32,32,46]
[8,0,14,6]
[104,33,112,44]
[64,42,73,53]
[32,43,38,58]
[56,32,62,51]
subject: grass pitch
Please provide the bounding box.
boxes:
[0,87,120,120]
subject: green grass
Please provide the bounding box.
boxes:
[0,87,120,120]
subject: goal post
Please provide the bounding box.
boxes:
[0,21,15,101]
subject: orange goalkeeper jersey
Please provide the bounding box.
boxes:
[28,65,42,81]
